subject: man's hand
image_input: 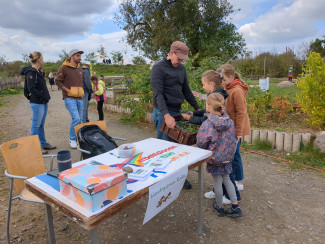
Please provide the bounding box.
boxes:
[181,113,190,121]
[164,114,175,129]
[237,136,242,141]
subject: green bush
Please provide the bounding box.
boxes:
[297,52,325,128]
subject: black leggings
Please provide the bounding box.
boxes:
[97,100,104,120]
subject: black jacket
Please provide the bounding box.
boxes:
[21,66,50,104]
[82,68,92,93]
[151,57,199,115]
[189,88,229,125]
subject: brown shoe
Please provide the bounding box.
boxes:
[42,143,57,150]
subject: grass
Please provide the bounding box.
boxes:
[242,139,273,151]
[285,143,325,170]
[241,140,325,171]
[0,88,23,107]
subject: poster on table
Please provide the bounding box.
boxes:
[143,167,188,225]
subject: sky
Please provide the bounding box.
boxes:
[0,0,325,62]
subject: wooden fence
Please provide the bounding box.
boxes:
[0,76,22,91]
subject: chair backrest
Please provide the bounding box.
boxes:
[0,135,46,194]
[74,121,108,144]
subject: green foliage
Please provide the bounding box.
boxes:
[118,70,153,121]
[297,52,325,128]
[132,56,146,65]
[58,50,69,62]
[0,61,24,77]
[285,142,325,169]
[84,52,97,64]
[309,38,325,57]
[116,0,245,63]
[110,51,123,64]
[97,45,107,60]
[232,49,302,79]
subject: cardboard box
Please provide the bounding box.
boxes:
[58,161,128,212]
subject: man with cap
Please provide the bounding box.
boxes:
[151,41,200,189]
[55,49,85,148]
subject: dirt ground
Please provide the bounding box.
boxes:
[0,90,324,244]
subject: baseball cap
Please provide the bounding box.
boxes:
[69,49,84,57]
[170,41,189,60]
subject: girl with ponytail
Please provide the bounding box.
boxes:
[217,64,251,191]
[197,93,242,218]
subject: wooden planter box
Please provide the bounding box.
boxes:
[160,115,197,145]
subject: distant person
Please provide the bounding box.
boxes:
[48,72,55,91]
[82,64,92,123]
[196,93,242,218]
[151,40,200,189]
[20,51,56,154]
[106,59,109,64]
[103,58,106,64]
[100,75,104,81]
[108,58,111,64]
[91,75,106,121]
[55,49,84,149]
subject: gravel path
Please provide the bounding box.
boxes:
[0,89,324,244]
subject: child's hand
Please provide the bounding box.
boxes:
[181,113,190,121]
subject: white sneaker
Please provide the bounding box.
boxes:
[236,181,244,191]
[223,196,232,205]
[204,191,215,199]
[69,140,77,149]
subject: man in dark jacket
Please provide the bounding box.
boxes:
[82,64,92,123]
[150,41,200,189]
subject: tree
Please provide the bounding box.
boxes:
[309,37,325,58]
[22,53,30,64]
[116,0,246,63]
[132,56,146,65]
[84,52,97,64]
[0,54,6,65]
[58,50,69,62]
[110,51,123,64]
[97,45,107,60]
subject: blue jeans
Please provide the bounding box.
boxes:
[232,139,244,181]
[82,91,90,123]
[152,107,180,141]
[30,103,48,146]
[64,98,83,141]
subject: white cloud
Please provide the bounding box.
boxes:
[238,0,325,51]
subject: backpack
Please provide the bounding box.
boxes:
[23,72,37,100]
[77,125,118,159]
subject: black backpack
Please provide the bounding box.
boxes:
[77,125,118,159]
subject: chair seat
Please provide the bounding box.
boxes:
[20,188,43,202]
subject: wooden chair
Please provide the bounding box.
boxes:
[0,135,57,244]
[74,121,126,160]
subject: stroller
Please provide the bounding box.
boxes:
[75,121,126,160]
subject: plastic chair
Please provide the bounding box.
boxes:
[74,120,126,160]
[0,135,57,244]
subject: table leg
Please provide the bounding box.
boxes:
[45,203,56,244]
[89,227,100,244]
[198,163,204,235]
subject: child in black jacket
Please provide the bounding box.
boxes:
[181,70,228,124]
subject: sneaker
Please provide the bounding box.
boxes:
[183,179,192,189]
[212,202,226,217]
[204,191,215,199]
[42,143,57,150]
[69,140,77,149]
[41,148,48,155]
[223,196,232,205]
[236,181,244,191]
[225,206,243,218]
